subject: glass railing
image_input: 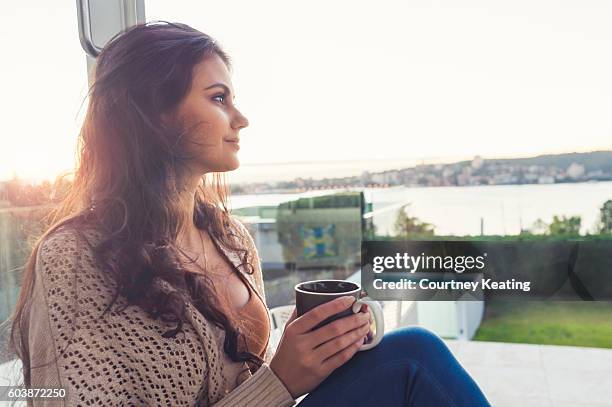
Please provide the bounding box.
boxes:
[0,192,369,361]
[0,189,479,367]
[234,191,366,309]
[1,204,52,366]
[235,189,483,341]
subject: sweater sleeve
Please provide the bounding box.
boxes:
[27,224,296,407]
[27,228,210,406]
[211,364,295,407]
[27,228,120,406]
[26,232,67,406]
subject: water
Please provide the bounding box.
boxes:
[230,181,612,236]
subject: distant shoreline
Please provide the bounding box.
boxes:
[229,150,612,194]
[231,178,609,196]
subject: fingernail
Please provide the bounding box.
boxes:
[342,296,354,304]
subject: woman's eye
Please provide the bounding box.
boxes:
[212,94,226,104]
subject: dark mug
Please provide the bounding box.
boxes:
[295,279,384,351]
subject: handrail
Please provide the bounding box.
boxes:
[76,0,100,58]
[76,0,145,59]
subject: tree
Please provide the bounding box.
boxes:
[528,218,549,235]
[597,199,612,234]
[393,204,435,237]
[548,215,581,236]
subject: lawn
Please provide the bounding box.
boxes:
[473,300,612,349]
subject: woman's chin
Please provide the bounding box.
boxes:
[218,159,240,173]
[197,156,240,173]
[226,157,240,171]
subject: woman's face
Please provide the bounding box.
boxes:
[173,53,249,175]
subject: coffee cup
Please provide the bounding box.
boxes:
[294,279,384,351]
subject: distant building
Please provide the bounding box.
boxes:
[370,173,385,184]
[471,155,484,170]
[371,171,400,185]
[442,167,455,178]
[567,163,585,179]
[538,175,555,184]
[360,171,371,185]
[494,173,518,184]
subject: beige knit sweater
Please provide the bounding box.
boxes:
[25,216,296,406]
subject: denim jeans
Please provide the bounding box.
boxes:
[297,326,491,407]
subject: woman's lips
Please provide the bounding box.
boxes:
[224,139,240,149]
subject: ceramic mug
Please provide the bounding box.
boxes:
[295,279,384,351]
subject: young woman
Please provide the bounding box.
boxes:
[10,22,490,406]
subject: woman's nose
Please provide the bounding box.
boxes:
[233,109,249,130]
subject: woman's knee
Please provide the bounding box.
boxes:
[382,326,450,357]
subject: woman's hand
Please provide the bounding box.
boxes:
[269,296,372,399]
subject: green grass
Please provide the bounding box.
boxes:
[473,300,612,349]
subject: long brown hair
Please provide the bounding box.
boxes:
[10,21,263,387]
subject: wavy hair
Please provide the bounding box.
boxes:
[10,21,263,387]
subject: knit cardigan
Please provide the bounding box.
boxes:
[25,216,296,406]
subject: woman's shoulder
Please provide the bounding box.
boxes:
[39,223,104,256]
[36,223,115,292]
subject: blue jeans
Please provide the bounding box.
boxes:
[297,327,491,407]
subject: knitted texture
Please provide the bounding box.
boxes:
[26,216,295,406]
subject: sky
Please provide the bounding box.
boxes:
[1,0,612,182]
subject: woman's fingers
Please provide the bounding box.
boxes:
[309,311,371,347]
[314,320,371,361]
[289,296,355,334]
[270,299,374,398]
[319,329,367,374]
